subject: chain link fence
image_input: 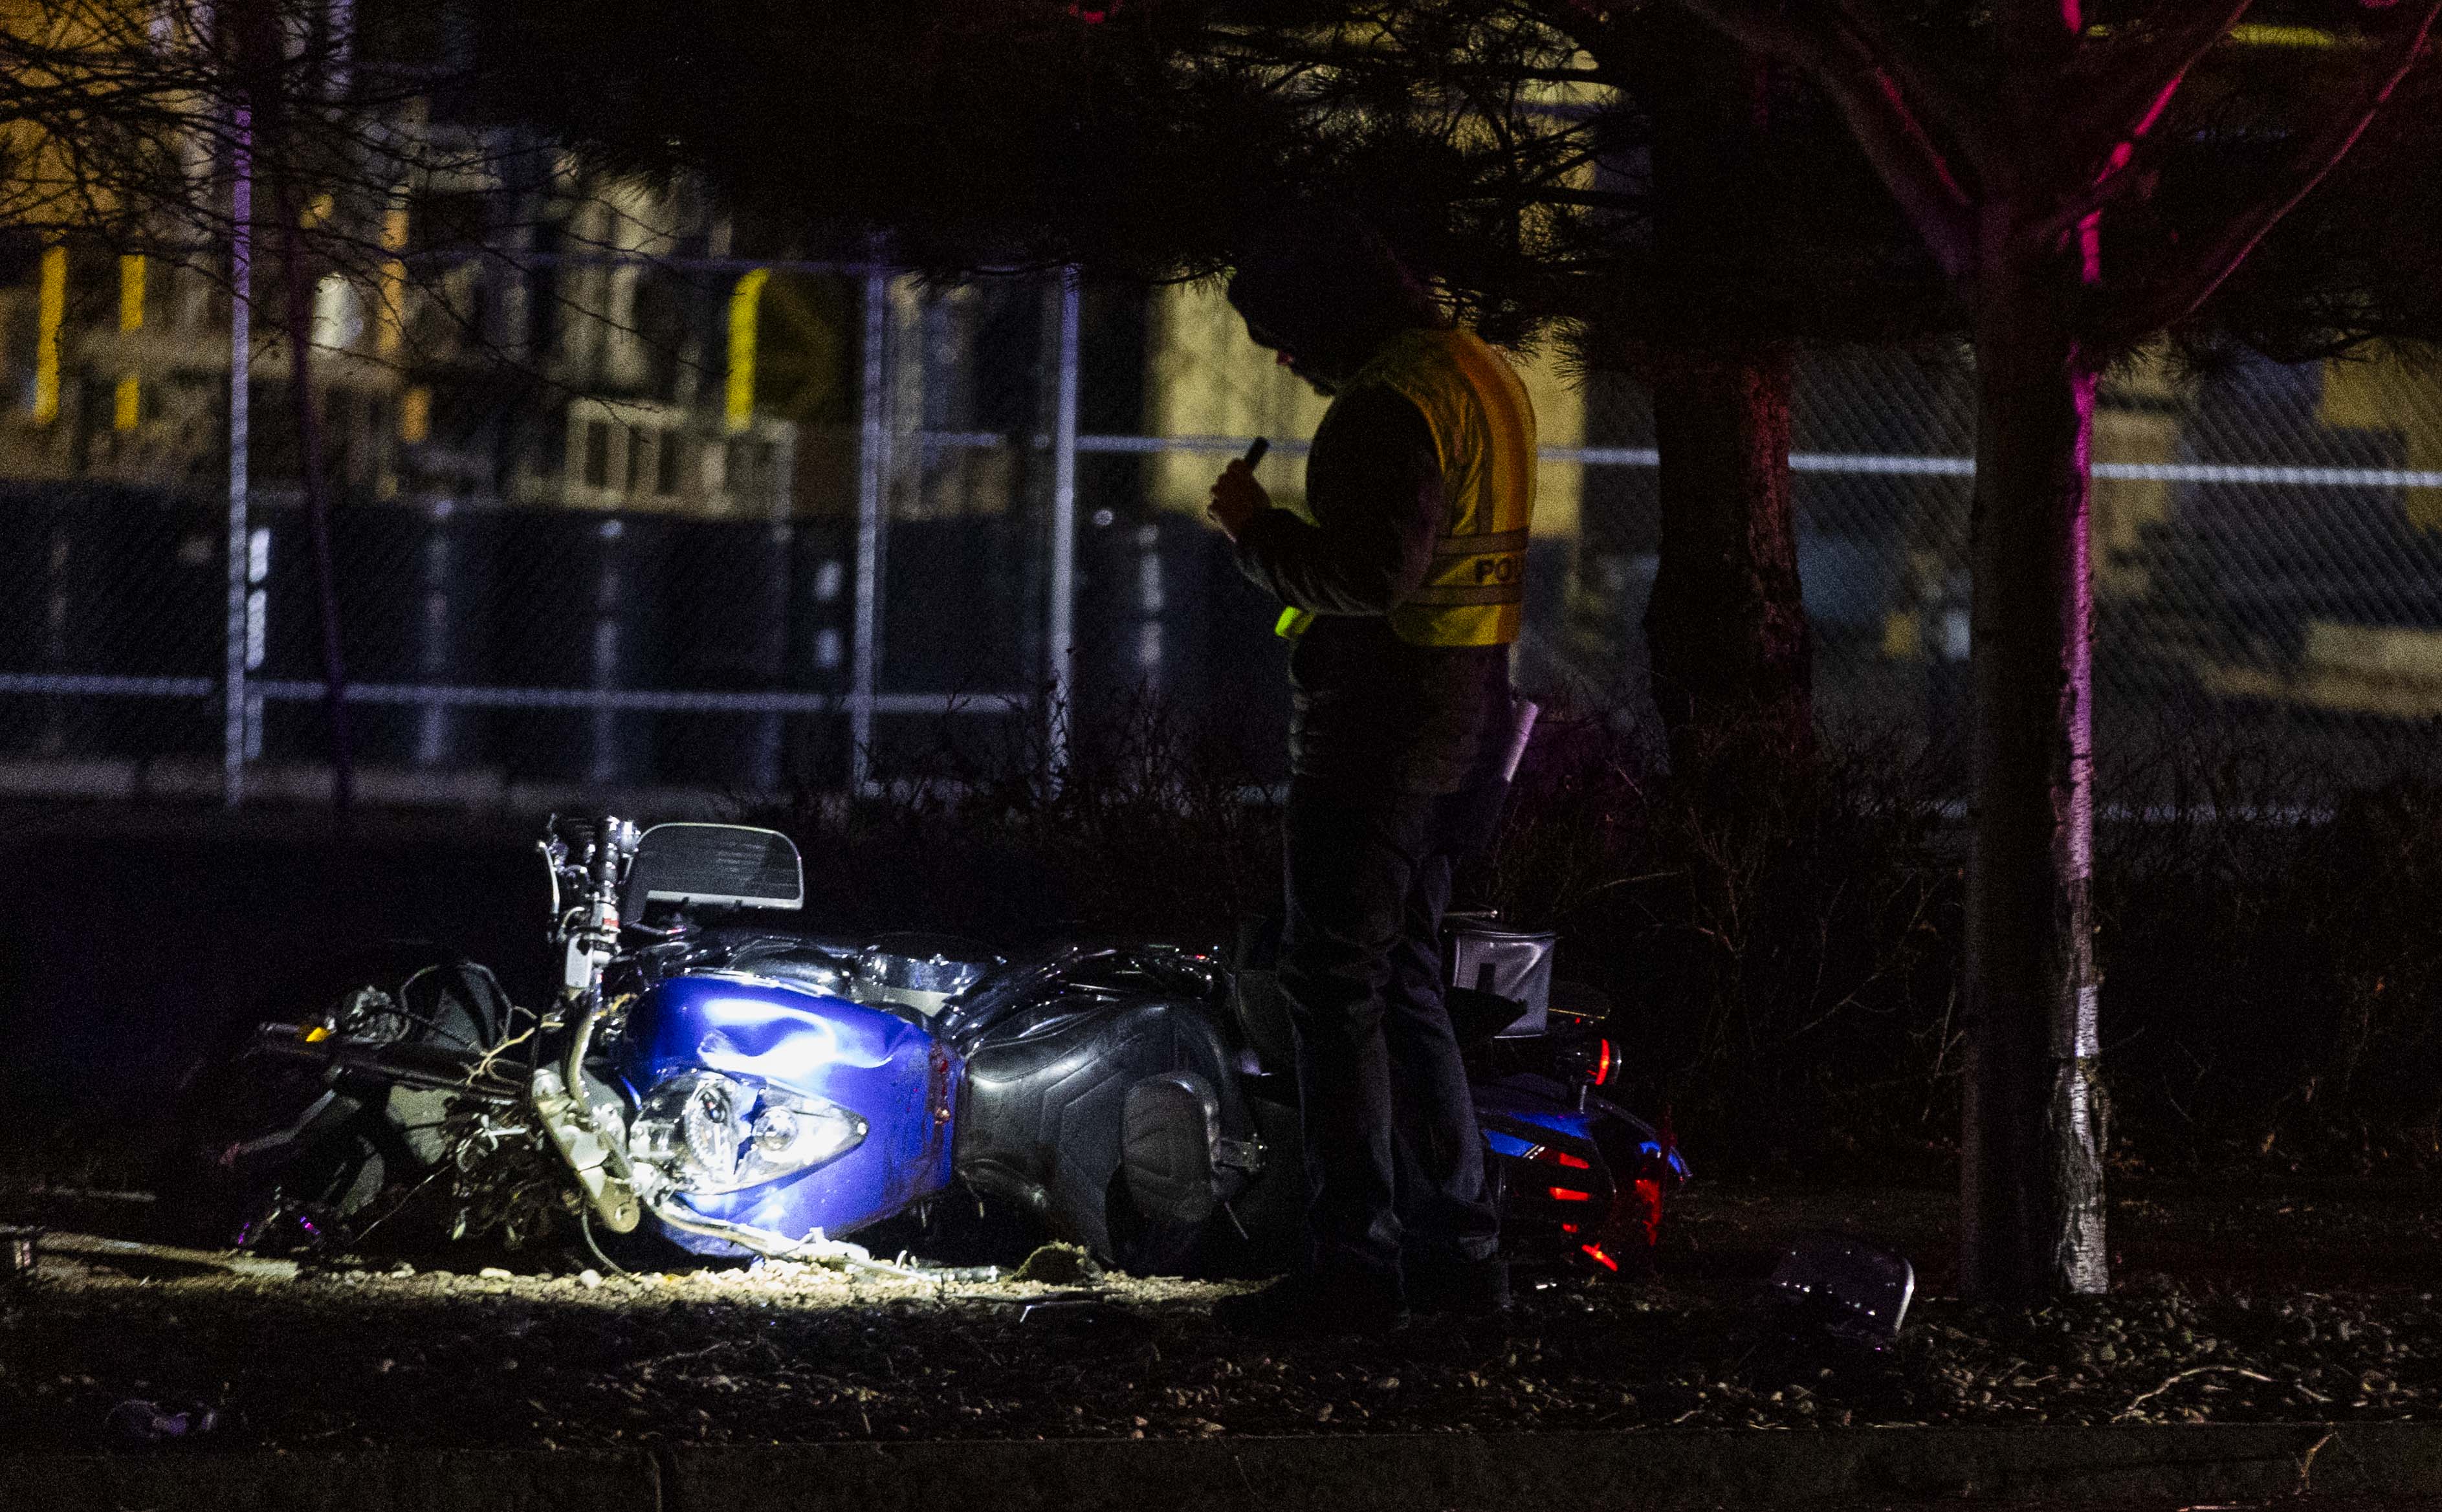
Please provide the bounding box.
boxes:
[0,239,2434,809]
[1560,341,2442,794]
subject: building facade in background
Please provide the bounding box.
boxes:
[0,25,2433,803]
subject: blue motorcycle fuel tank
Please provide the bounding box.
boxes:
[618,972,959,1254]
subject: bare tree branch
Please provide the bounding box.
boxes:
[2122,0,2442,344]
[1669,0,1977,279]
[2027,144,2157,256]
[1821,0,1996,180]
[2064,0,2256,188]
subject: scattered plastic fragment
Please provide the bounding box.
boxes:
[107,1399,220,1443]
[1767,1233,1916,1350]
[0,1225,39,1286]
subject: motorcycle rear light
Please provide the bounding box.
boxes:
[1524,1145,1590,1169]
[1547,1186,1592,1202]
[1631,1176,1666,1246]
[1581,1242,1620,1272]
[1554,1032,1618,1088]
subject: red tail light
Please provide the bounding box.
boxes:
[1592,1038,1614,1086]
[1525,1145,1591,1170]
[1581,1242,1620,1272]
[1547,1186,1592,1202]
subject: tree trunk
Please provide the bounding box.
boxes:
[1634,23,1814,793]
[1642,349,1814,790]
[1959,255,2106,1306]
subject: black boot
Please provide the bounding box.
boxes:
[1211,1269,1407,1339]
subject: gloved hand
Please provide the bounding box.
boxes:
[1206,459,1271,542]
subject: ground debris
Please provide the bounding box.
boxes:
[1011,1243,1103,1286]
[1,1183,2437,1451]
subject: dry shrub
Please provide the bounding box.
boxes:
[756,694,1279,946]
[756,692,2442,1185]
[1471,708,1964,1179]
[2095,736,2442,1177]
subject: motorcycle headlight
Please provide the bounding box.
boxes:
[630,1071,866,1195]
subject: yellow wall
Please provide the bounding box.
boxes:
[2091,347,2181,593]
[1141,280,1582,540]
[0,0,175,231]
[1142,280,1330,516]
[2319,346,2442,532]
[1519,344,1582,540]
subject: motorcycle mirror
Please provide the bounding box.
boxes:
[1766,1232,1916,1351]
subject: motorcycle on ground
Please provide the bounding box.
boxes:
[167,816,1687,1276]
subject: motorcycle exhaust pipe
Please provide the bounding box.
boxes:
[563,1000,598,1117]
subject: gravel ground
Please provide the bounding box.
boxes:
[2,1182,2439,1454]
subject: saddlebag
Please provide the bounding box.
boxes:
[1121,1072,1224,1227]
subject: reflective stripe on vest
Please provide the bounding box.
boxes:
[1273,326,1537,648]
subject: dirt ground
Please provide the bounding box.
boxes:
[1,1179,2437,1454]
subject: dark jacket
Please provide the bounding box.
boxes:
[1233,382,1510,794]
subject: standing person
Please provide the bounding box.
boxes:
[1204,209,1537,1337]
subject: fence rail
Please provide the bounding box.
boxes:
[1,254,2436,807]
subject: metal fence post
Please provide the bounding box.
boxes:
[850,261,890,792]
[1047,268,1081,776]
[223,105,252,807]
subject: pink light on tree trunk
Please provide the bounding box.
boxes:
[1660,0,2442,1306]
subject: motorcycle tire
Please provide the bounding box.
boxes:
[159,945,511,1254]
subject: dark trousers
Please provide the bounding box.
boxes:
[1280,776,1501,1288]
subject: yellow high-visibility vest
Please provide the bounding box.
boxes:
[1275,325,1537,648]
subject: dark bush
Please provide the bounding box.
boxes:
[756,696,1279,947]
[758,694,2442,1185]
[1475,711,1964,1181]
[2095,741,2442,1177]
